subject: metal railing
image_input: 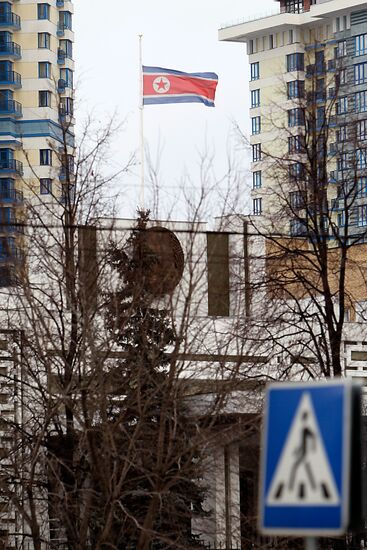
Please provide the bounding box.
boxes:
[0,70,21,87]
[0,99,22,116]
[0,189,23,203]
[0,41,21,57]
[0,159,23,175]
[0,12,20,29]
[220,9,279,29]
[57,21,72,35]
[0,220,23,234]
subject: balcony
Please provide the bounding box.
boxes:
[57,78,66,92]
[0,159,23,176]
[307,91,325,104]
[0,99,22,117]
[0,188,23,203]
[57,22,71,36]
[0,70,21,88]
[0,219,22,234]
[306,63,326,78]
[0,246,22,264]
[328,59,336,72]
[0,12,20,30]
[0,41,21,59]
[57,48,66,64]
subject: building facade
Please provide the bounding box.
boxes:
[0,0,74,285]
[220,0,367,239]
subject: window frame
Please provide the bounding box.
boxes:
[250,89,260,108]
[252,170,262,189]
[354,62,367,85]
[250,62,260,81]
[252,197,262,216]
[38,61,51,79]
[37,3,50,20]
[40,178,52,195]
[38,90,51,107]
[38,32,50,49]
[355,33,367,57]
[251,116,261,135]
[40,149,52,166]
[286,53,304,72]
[252,143,261,162]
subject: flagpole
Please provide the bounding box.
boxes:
[138,34,145,209]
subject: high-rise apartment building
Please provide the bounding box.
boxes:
[219,0,367,237]
[0,0,74,284]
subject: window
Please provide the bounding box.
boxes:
[355,90,367,112]
[40,178,52,194]
[40,149,52,166]
[38,61,51,78]
[60,154,74,176]
[354,62,367,84]
[289,162,304,181]
[289,191,304,209]
[338,211,345,227]
[336,124,348,142]
[358,177,367,197]
[288,135,303,153]
[59,11,72,31]
[357,149,367,169]
[336,96,348,115]
[336,40,347,58]
[250,62,259,81]
[337,153,349,171]
[357,205,367,226]
[288,108,304,127]
[251,116,261,135]
[248,40,254,54]
[251,89,260,108]
[38,32,50,49]
[37,3,50,20]
[252,143,261,162]
[335,68,347,87]
[289,29,294,44]
[60,68,73,88]
[287,80,304,99]
[60,96,73,116]
[287,53,304,72]
[252,170,262,189]
[317,106,325,128]
[269,34,274,49]
[252,198,262,216]
[290,219,307,237]
[355,34,367,56]
[358,119,367,141]
[59,39,73,59]
[284,0,303,14]
[39,90,50,107]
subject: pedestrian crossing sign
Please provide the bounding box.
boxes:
[259,380,359,536]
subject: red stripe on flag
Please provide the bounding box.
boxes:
[143,74,217,100]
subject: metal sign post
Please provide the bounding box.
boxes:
[305,537,318,550]
[258,380,361,539]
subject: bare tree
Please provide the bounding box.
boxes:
[238,41,367,385]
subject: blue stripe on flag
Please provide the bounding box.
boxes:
[143,95,215,107]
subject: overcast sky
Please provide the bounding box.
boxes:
[74,0,274,219]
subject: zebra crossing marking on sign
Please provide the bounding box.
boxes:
[266,393,339,506]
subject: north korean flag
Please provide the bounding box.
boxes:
[143,66,218,107]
